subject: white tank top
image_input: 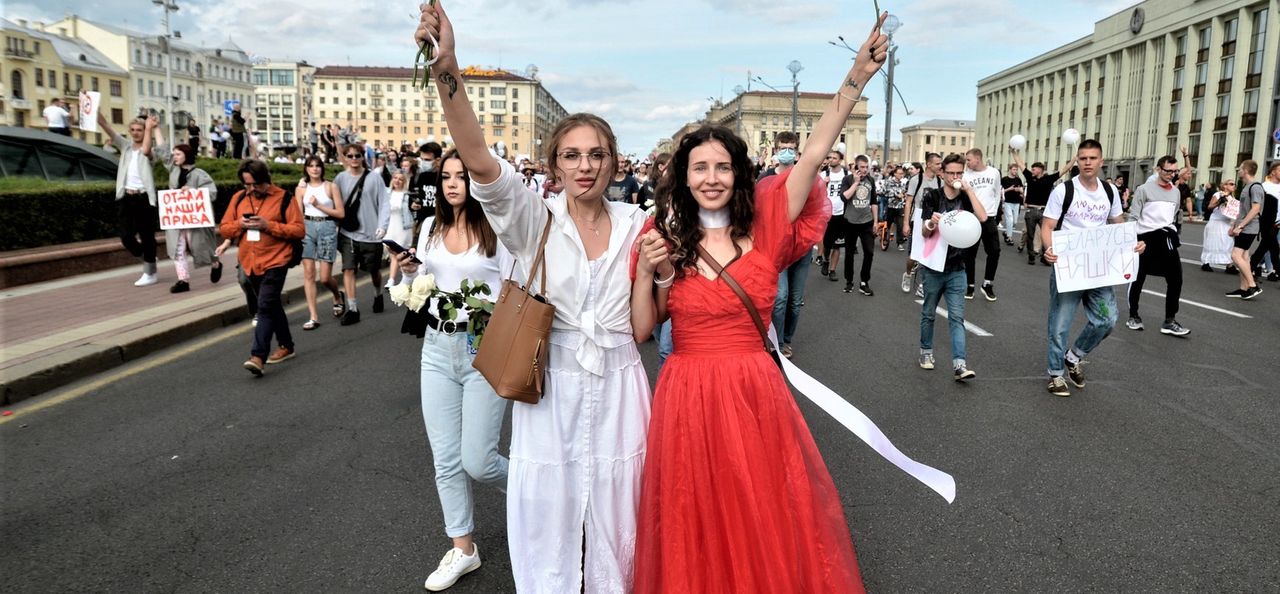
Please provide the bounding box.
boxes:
[303,182,333,217]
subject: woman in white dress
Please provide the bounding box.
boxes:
[417,5,652,592]
[386,171,417,286]
[1201,180,1238,271]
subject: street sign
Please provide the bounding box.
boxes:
[1273,142,1280,161]
[223,100,237,116]
[1272,128,1280,143]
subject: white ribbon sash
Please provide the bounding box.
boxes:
[770,328,957,503]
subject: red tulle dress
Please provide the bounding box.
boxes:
[634,169,865,593]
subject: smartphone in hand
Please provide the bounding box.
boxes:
[383,239,421,264]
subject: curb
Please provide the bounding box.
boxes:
[0,278,310,406]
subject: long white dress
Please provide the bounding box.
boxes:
[1201,192,1238,266]
[471,158,651,594]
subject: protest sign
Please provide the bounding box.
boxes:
[909,209,948,272]
[1051,222,1138,292]
[78,91,100,133]
[159,188,215,230]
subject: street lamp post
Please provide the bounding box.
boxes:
[732,85,746,138]
[881,15,901,166]
[787,60,803,134]
[154,0,179,149]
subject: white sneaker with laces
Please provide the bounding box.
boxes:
[134,273,157,287]
[424,545,481,591]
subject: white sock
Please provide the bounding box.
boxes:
[1065,350,1081,365]
[348,297,359,312]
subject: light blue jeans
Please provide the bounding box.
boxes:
[656,320,674,368]
[772,252,812,345]
[1046,273,1117,377]
[420,327,510,538]
[1002,203,1021,239]
[919,268,968,366]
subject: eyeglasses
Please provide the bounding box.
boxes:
[1160,168,1180,175]
[345,153,362,159]
[943,170,964,176]
[557,151,611,165]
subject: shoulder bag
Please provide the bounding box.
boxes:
[695,244,782,369]
[472,214,557,403]
[338,171,369,232]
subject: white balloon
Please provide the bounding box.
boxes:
[1009,134,1027,151]
[939,210,982,249]
[836,142,847,154]
[951,180,963,190]
[1062,128,1080,145]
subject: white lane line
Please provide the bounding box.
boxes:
[1181,240,1203,247]
[913,300,994,336]
[1140,289,1253,319]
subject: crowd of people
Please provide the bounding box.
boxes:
[91,2,1280,591]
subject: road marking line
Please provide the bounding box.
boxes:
[1140,289,1252,319]
[913,300,994,336]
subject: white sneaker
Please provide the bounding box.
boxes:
[134,273,157,286]
[424,545,481,591]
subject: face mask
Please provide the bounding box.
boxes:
[421,161,435,172]
[776,148,797,165]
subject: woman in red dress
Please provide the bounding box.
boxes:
[629,15,890,593]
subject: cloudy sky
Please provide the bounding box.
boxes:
[11,0,1141,156]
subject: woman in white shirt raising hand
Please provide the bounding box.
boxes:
[417,4,652,592]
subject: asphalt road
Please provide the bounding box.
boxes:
[4,225,1279,593]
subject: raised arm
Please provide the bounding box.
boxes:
[785,13,889,221]
[1010,149,1026,174]
[97,111,121,144]
[416,1,499,184]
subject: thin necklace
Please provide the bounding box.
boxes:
[571,207,605,236]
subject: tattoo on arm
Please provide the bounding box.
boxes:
[438,72,458,100]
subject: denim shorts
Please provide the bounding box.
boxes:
[302,219,338,263]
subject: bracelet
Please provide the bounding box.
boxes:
[654,269,676,288]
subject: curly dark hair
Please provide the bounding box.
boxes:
[655,125,755,275]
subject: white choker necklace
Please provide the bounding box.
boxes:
[699,207,731,229]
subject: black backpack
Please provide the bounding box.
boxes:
[1054,179,1117,231]
[339,171,370,232]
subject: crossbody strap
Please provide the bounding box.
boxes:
[695,244,771,353]
[513,211,554,296]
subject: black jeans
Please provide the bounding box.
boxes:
[117,193,158,264]
[884,207,906,245]
[248,266,293,359]
[844,221,875,284]
[1249,224,1279,272]
[964,218,1002,286]
[1129,250,1182,321]
[1024,207,1045,259]
[231,132,246,159]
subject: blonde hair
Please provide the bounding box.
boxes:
[544,113,618,184]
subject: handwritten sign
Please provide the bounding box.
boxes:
[158,188,215,230]
[78,91,100,133]
[909,209,948,272]
[1051,222,1138,292]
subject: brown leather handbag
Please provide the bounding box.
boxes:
[472,215,556,404]
[695,244,783,369]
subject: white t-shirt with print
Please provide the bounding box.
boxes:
[1044,177,1122,231]
[822,168,847,216]
[963,166,1003,215]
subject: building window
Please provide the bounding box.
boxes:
[135,49,142,64]
[1247,8,1268,85]
[1222,17,1238,54]
[512,88,519,99]
[148,80,155,96]
[110,80,122,97]
[346,83,352,91]
[491,87,505,96]
[925,135,932,144]
[478,115,485,125]
[34,68,43,87]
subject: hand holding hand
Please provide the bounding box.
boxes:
[145,115,158,130]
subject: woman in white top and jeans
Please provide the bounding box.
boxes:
[295,155,345,330]
[418,5,653,592]
[386,171,417,287]
[394,151,512,592]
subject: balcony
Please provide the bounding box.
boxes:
[4,47,35,60]
[10,97,31,109]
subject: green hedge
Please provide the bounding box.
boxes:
[0,158,344,251]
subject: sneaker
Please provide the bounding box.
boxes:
[424,545,482,591]
[828,271,838,282]
[266,346,295,364]
[980,284,996,301]
[1268,272,1280,282]
[1242,286,1263,300]
[1225,265,1238,274]
[918,352,935,370]
[781,344,794,359]
[210,261,223,284]
[897,244,905,251]
[1200,263,1212,272]
[954,366,976,382]
[1160,319,1190,337]
[169,280,190,294]
[372,293,385,313]
[915,283,924,298]
[243,356,264,377]
[1047,376,1070,397]
[965,285,975,300]
[1065,358,1086,388]
[1126,315,1144,331]
[901,272,913,293]
[820,262,830,276]
[341,309,362,326]
[843,284,854,294]
[1226,288,1248,298]
[134,273,158,287]
[859,282,874,296]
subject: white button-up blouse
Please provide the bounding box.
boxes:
[472,157,648,376]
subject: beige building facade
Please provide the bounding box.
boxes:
[312,65,567,158]
[976,0,1279,183]
[693,90,871,163]
[900,119,976,164]
[252,61,316,149]
[2,18,131,145]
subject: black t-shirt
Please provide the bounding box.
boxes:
[638,178,659,206]
[1023,170,1061,207]
[1001,176,1023,204]
[921,187,974,273]
[604,175,641,203]
[412,170,438,222]
[1178,183,1192,205]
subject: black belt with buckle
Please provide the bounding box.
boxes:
[305,215,332,222]
[425,312,468,334]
